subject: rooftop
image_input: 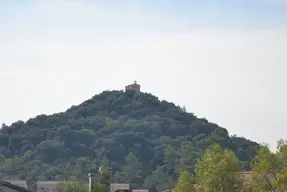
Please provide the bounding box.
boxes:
[0,181,31,192]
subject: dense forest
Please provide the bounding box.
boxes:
[0,90,259,190]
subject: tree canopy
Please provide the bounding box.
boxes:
[0,90,259,190]
[250,139,287,192]
[174,140,287,192]
[173,169,195,192]
[195,144,243,192]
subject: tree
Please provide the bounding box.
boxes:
[1,123,7,129]
[163,145,179,174]
[99,166,111,192]
[121,152,142,186]
[173,169,195,192]
[92,184,104,192]
[250,139,287,192]
[150,166,173,190]
[195,143,243,192]
[58,181,88,192]
[176,142,199,174]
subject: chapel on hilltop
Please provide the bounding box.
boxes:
[125,81,141,92]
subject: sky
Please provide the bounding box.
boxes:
[0,0,287,150]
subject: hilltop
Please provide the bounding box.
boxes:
[0,89,259,190]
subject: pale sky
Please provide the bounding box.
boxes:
[0,0,287,150]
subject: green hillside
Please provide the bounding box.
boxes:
[0,90,259,189]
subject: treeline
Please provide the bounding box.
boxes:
[57,139,287,192]
[0,90,259,190]
[174,139,287,192]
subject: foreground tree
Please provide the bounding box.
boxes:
[58,181,104,192]
[91,166,111,192]
[58,181,88,192]
[173,169,195,192]
[195,144,243,192]
[250,139,287,192]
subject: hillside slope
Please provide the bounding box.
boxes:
[0,90,259,189]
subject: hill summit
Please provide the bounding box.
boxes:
[0,88,259,189]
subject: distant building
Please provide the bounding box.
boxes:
[37,181,61,192]
[125,81,140,92]
[0,181,31,192]
[110,183,130,192]
[3,180,27,189]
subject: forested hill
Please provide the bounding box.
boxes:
[0,90,259,189]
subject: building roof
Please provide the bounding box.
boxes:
[126,81,140,87]
[0,181,31,192]
[3,181,26,185]
[3,181,27,190]
[3,180,27,187]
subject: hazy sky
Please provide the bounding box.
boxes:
[0,0,286,150]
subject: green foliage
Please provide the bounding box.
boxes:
[97,166,111,192]
[0,90,259,189]
[58,181,88,192]
[173,169,195,192]
[58,181,104,192]
[250,139,287,192]
[92,184,104,192]
[195,144,243,192]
